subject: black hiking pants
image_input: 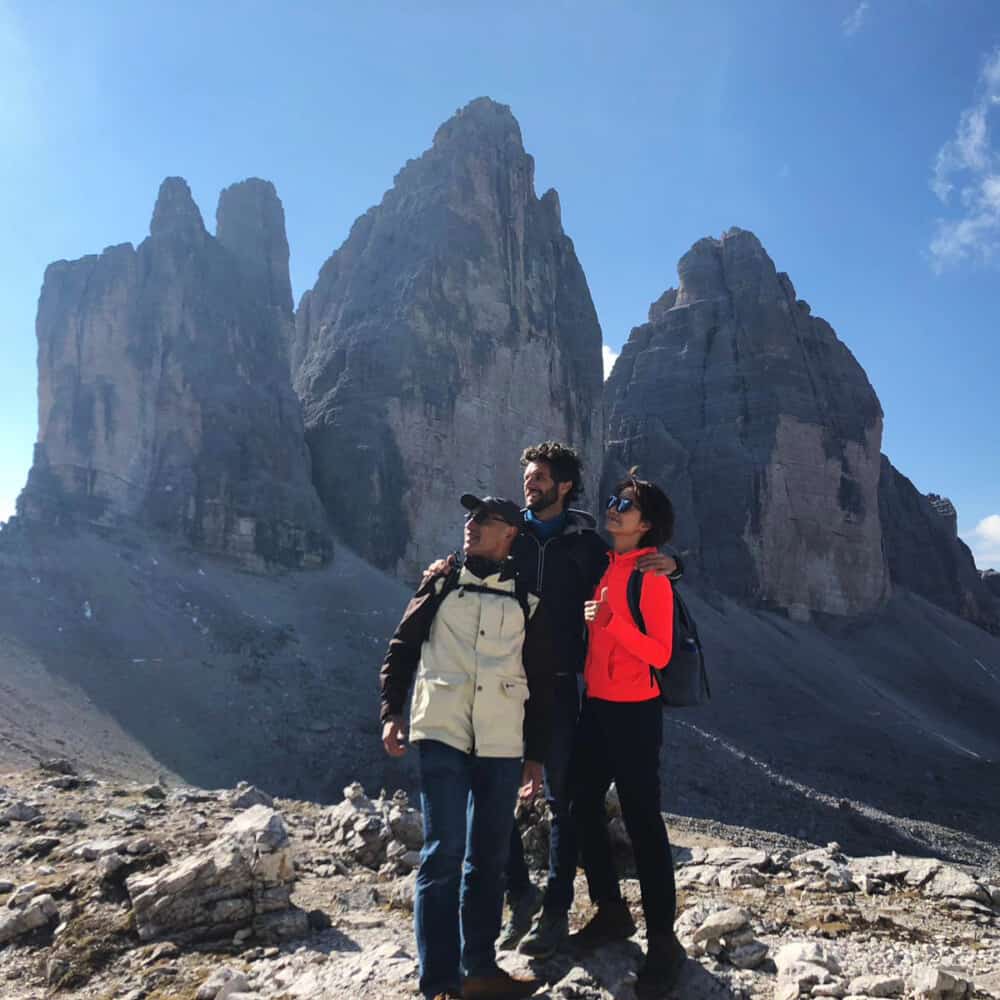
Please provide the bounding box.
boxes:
[570,695,677,933]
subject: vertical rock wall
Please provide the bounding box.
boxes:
[292,98,604,577]
[879,458,998,631]
[603,228,888,617]
[19,178,330,570]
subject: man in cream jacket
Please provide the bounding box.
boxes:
[380,494,555,1000]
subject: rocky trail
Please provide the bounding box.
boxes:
[1,762,998,1000]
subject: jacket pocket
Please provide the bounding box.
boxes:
[410,672,469,740]
[475,674,529,755]
[500,676,529,701]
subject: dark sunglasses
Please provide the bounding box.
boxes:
[464,509,509,526]
[606,495,635,514]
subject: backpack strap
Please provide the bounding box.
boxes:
[626,568,647,633]
[456,580,533,625]
[419,566,462,644]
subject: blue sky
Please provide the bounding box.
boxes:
[1,0,998,567]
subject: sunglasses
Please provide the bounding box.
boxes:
[464,509,510,526]
[606,495,636,514]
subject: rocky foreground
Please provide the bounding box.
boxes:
[1,763,998,1000]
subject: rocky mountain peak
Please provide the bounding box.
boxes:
[216,178,294,317]
[293,100,603,577]
[603,230,887,617]
[149,176,206,240]
[19,176,330,569]
[430,96,525,153]
[675,227,782,308]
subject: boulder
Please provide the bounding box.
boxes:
[922,865,991,904]
[845,975,904,997]
[691,906,752,943]
[909,967,972,1000]
[229,784,275,811]
[197,967,251,1000]
[0,892,58,944]
[126,806,306,945]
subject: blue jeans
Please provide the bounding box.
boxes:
[506,672,580,913]
[415,740,522,999]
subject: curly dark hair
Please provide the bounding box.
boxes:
[521,441,583,506]
[613,468,674,548]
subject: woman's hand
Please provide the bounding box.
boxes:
[583,587,613,627]
[382,717,408,757]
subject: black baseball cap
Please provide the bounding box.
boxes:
[460,493,523,527]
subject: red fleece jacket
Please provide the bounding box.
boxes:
[584,546,674,702]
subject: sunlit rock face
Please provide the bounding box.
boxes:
[20,177,330,570]
[292,98,604,578]
[603,228,888,617]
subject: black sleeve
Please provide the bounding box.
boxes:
[378,575,443,723]
[668,551,684,582]
[521,599,556,763]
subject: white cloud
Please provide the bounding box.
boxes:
[967,513,1000,570]
[929,48,1000,270]
[602,345,619,380]
[842,1,870,37]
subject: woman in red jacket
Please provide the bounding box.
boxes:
[569,471,687,996]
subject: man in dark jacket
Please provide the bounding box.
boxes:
[500,443,679,957]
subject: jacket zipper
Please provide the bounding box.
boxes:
[527,532,557,594]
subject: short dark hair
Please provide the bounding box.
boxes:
[614,468,674,548]
[520,441,583,506]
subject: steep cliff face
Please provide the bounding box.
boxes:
[293,98,604,577]
[19,177,330,570]
[879,458,998,631]
[603,228,888,617]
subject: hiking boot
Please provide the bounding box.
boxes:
[496,883,543,950]
[517,908,569,958]
[462,968,541,999]
[568,898,636,953]
[635,930,688,998]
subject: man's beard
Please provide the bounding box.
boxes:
[527,483,561,513]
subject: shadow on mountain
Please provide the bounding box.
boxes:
[1,523,997,871]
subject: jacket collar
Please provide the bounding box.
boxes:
[518,506,597,538]
[607,545,657,567]
[460,555,516,587]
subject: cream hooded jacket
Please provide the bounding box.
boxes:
[379,561,555,761]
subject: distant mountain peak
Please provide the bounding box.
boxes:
[150,176,206,239]
[431,96,524,152]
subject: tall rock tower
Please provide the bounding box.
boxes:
[293,98,604,577]
[603,228,888,617]
[19,177,331,570]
